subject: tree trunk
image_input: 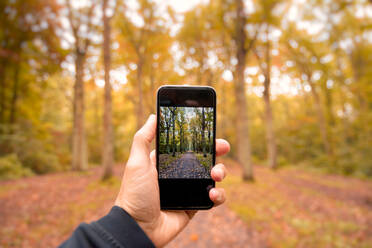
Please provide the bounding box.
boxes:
[263,35,277,169]
[93,85,100,138]
[0,61,6,124]
[208,122,211,153]
[136,57,144,130]
[195,133,197,151]
[102,0,114,180]
[180,127,183,152]
[234,0,253,181]
[165,111,170,154]
[9,64,20,125]
[308,80,333,159]
[179,117,185,152]
[166,122,170,154]
[324,83,335,126]
[263,78,277,169]
[72,51,87,171]
[335,57,351,143]
[201,107,206,157]
[172,108,176,157]
[0,38,9,125]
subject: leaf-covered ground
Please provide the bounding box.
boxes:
[0,160,371,247]
[159,152,210,179]
[220,159,372,248]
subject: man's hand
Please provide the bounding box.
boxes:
[115,115,229,247]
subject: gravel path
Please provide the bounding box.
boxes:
[168,205,263,248]
[160,152,210,178]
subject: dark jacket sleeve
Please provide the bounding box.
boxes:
[59,206,155,248]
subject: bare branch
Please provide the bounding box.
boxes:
[83,0,97,52]
[66,0,79,42]
[253,47,264,73]
[246,24,261,54]
[109,0,119,21]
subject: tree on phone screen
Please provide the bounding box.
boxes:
[169,107,177,157]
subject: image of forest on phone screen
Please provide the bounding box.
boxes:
[159,107,214,179]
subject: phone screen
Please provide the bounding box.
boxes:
[158,106,214,179]
[156,86,216,209]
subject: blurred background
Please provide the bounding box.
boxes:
[0,0,371,247]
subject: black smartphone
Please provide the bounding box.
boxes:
[156,85,216,210]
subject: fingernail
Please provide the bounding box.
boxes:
[212,189,219,200]
[210,188,216,198]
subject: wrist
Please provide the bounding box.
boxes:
[114,201,163,247]
[96,206,156,248]
[136,219,162,248]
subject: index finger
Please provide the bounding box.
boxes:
[216,139,230,157]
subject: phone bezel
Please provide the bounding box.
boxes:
[156,85,216,210]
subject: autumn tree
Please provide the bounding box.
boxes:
[165,108,172,154]
[189,117,199,152]
[0,0,67,174]
[201,108,207,157]
[160,107,172,154]
[178,5,222,86]
[0,0,64,127]
[66,0,98,170]
[253,0,285,169]
[232,0,256,180]
[115,0,173,129]
[284,26,334,163]
[176,109,187,152]
[1,0,371,181]
[169,107,177,157]
[205,108,214,153]
[101,0,116,180]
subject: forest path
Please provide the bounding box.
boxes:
[0,165,260,247]
[161,152,210,178]
[167,204,262,248]
[1,161,371,247]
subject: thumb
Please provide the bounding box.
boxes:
[128,115,156,166]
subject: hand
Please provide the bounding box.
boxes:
[115,115,230,247]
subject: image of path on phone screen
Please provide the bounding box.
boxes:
[159,106,214,179]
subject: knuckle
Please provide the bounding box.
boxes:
[134,130,145,141]
[134,129,152,144]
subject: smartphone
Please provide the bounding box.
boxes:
[156,85,216,210]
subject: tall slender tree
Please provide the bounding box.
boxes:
[102,0,116,180]
[115,0,172,129]
[67,0,97,170]
[233,0,255,180]
[168,107,177,157]
[176,109,186,153]
[178,5,218,86]
[253,0,283,169]
[164,108,171,154]
[9,63,20,125]
[206,108,213,153]
[201,107,207,157]
[285,30,334,161]
[211,0,259,180]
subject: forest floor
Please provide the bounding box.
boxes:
[159,152,210,178]
[0,159,371,248]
